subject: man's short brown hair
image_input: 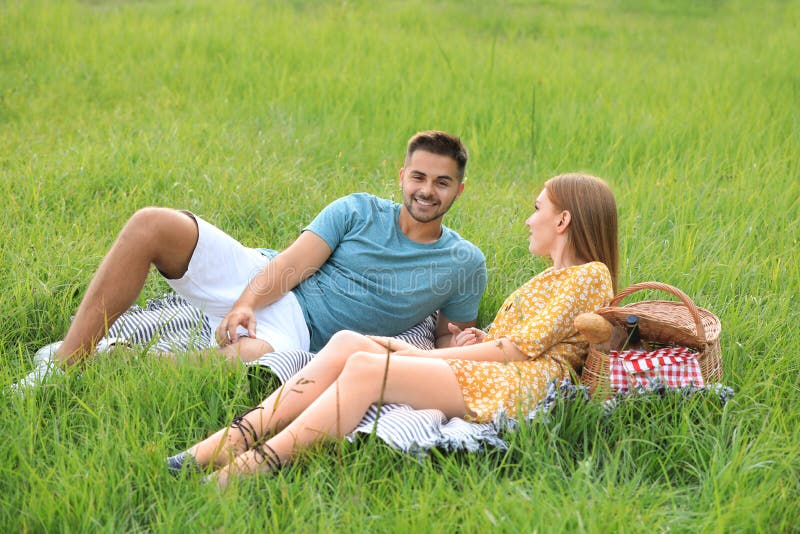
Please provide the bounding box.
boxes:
[405,131,468,181]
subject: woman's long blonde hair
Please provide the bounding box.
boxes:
[545,173,619,292]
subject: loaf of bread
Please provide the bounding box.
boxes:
[574,312,613,343]
[575,312,630,352]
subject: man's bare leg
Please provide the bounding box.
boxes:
[56,208,199,366]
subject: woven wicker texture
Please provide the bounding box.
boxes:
[581,282,722,397]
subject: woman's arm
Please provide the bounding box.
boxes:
[371,264,613,363]
[368,335,528,363]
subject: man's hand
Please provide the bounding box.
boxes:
[447,323,486,346]
[213,231,333,348]
[216,306,256,346]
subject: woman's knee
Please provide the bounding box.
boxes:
[327,330,371,350]
[305,332,350,370]
[316,331,374,364]
[338,352,386,392]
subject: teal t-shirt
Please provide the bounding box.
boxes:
[285,193,486,351]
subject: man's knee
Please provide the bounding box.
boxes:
[121,207,198,277]
[121,207,184,245]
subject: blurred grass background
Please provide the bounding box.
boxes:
[1,0,797,530]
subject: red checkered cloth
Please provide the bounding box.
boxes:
[609,346,704,392]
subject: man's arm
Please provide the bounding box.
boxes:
[216,231,331,345]
[433,244,487,348]
[433,313,477,348]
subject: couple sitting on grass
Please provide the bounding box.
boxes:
[17,130,619,487]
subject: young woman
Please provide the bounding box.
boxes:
[168,173,619,487]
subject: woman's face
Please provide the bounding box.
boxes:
[525,188,563,256]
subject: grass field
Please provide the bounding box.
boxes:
[1,0,798,531]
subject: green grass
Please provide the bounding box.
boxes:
[1,0,798,530]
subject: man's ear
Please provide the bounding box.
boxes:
[398,166,405,187]
[455,181,465,200]
[556,210,571,234]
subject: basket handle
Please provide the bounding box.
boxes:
[609,281,706,341]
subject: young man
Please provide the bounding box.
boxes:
[15,130,486,388]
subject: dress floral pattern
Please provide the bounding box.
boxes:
[446,261,612,422]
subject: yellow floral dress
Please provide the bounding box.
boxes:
[446,261,613,422]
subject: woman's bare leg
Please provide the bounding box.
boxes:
[213,352,467,487]
[188,331,388,467]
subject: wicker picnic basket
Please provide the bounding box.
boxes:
[581,282,722,397]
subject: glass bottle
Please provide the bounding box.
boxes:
[621,314,645,351]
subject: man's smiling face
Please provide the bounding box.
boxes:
[399,150,464,224]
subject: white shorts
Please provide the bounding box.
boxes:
[165,213,310,353]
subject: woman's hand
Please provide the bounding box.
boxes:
[366,336,422,356]
[447,323,487,346]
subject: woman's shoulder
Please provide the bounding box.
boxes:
[523,262,610,290]
[540,261,610,279]
[570,261,612,284]
[574,261,611,276]
[545,262,611,294]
